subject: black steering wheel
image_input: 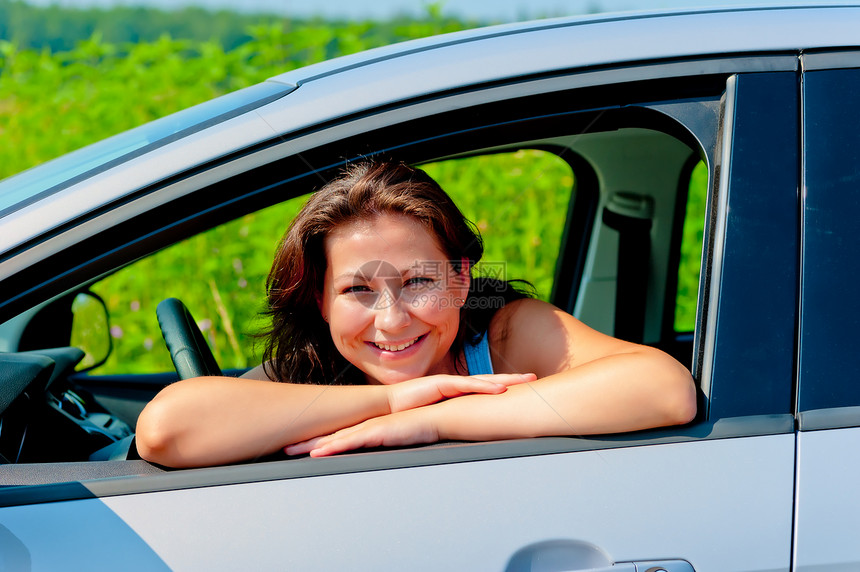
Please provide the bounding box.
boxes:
[156,297,223,379]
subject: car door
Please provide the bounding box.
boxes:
[0,56,801,571]
[793,53,860,571]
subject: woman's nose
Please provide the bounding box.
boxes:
[374,291,412,331]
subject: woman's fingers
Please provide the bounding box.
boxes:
[472,373,537,384]
[439,373,536,398]
[309,429,382,457]
[285,410,439,457]
[389,372,536,413]
[285,424,378,457]
[284,436,324,456]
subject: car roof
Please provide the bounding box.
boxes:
[1,5,859,259]
[269,5,860,89]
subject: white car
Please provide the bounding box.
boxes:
[1,6,859,570]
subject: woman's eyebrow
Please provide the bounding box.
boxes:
[332,271,364,282]
[333,264,427,283]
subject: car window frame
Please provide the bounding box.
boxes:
[0,55,802,495]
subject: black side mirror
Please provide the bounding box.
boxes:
[70,291,112,372]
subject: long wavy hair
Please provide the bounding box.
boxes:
[262,160,530,384]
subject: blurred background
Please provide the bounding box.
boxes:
[13,0,855,22]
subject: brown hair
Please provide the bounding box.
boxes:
[262,160,529,384]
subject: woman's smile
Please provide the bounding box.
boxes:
[368,333,429,355]
[370,333,425,352]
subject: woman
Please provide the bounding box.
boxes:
[136,161,696,468]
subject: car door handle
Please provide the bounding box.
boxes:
[504,540,694,572]
[565,563,693,572]
[626,561,695,572]
[563,562,694,572]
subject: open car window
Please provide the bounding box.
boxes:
[0,63,738,488]
[81,150,576,376]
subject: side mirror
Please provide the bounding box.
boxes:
[70,291,112,372]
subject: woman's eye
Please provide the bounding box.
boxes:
[405,277,433,288]
[342,285,372,294]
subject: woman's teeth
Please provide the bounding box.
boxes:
[374,337,420,352]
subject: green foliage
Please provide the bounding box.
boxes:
[423,152,573,300]
[0,8,480,182]
[0,0,487,52]
[675,161,708,332]
[94,197,309,373]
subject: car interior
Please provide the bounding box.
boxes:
[0,77,720,486]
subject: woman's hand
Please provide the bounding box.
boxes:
[385,372,535,413]
[285,373,536,457]
[285,408,438,457]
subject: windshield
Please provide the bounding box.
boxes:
[0,81,293,219]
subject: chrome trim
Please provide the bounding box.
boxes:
[699,74,738,416]
[796,54,809,414]
[799,50,860,71]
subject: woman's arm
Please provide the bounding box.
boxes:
[135,377,389,468]
[287,299,696,457]
[470,297,698,436]
[135,372,531,468]
[430,345,695,442]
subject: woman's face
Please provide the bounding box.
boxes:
[319,213,469,385]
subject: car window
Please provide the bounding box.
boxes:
[85,150,574,375]
[421,150,574,301]
[85,195,309,374]
[674,159,708,333]
[703,71,799,420]
[798,66,860,412]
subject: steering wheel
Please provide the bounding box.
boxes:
[156,297,223,379]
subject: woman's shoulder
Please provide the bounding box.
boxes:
[486,298,573,374]
[488,297,561,332]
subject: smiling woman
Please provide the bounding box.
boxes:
[134,160,696,467]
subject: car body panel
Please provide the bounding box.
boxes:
[0,434,795,571]
[0,496,170,571]
[269,7,860,88]
[794,427,860,571]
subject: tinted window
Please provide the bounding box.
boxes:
[705,72,798,420]
[799,67,860,411]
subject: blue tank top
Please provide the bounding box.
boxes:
[463,332,494,375]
